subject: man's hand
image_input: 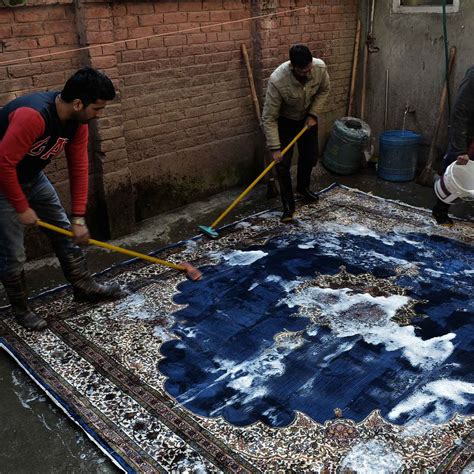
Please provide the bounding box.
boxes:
[17,208,38,226]
[456,154,469,165]
[272,150,283,163]
[72,223,90,244]
[305,116,318,128]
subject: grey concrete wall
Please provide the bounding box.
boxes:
[356,0,472,164]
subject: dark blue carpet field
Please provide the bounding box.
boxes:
[160,228,473,427]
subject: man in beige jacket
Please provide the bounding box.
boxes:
[262,45,330,222]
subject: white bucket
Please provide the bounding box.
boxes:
[434,159,474,204]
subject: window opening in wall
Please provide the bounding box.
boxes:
[393,0,459,13]
[401,0,453,5]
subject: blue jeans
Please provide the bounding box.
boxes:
[0,172,79,278]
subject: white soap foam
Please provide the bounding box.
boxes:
[296,376,317,394]
[298,240,318,249]
[306,325,319,336]
[234,221,251,229]
[114,293,154,320]
[379,231,425,249]
[365,250,411,266]
[322,340,356,364]
[179,326,197,338]
[461,460,474,473]
[228,374,254,390]
[388,379,474,423]
[177,338,296,409]
[222,250,268,266]
[262,407,281,425]
[265,274,283,284]
[340,439,403,473]
[234,221,261,231]
[322,222,381,240]
[279,286,455,369]
[400,419,436,438]
[319,222,425,251]
[179,239,199,256]
[258,211,281,219]
[280,279,304,293]
[176,459,209,474]
[424,268,444,278]
[318,237,342,254]
[310,222,432,262]
[249,274,283,291]
[152,326,176,343]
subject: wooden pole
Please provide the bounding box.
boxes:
[384,68,389,131]
[360,42,368,121]
[209,127,308,230]
[347,19,361,117]
[241,44,261,123]
[417,46,456,186]
[37,220,185,271]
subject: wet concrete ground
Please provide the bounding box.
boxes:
[0,163,472,472]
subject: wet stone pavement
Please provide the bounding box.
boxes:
[0,164,472,472]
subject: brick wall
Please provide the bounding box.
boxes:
[1,0,358,246]
[113,0,259,221]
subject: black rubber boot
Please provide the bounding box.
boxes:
[2,273,47,331]
[432,198,453,227]
[281,199,296,223]
[296,187,320,203]
[57,251,123,303]
[277,168,296,223]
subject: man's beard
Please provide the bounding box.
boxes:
[293,73,308,84]
[295,74,308,84]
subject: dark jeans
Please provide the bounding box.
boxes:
[0,172,79,278]
[276,116,318,191]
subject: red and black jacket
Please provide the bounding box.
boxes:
[0,91,89,215]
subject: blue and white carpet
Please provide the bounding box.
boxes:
[1,185,473,472]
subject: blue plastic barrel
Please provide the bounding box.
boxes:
[378,130,421,182]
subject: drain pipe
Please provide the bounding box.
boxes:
[360,0,379,121]
[367,0,379,53]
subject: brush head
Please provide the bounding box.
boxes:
[180,262,202,281]
[199,225,219,239]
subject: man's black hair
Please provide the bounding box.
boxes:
[61,67,116,107]
[289,44,313,68]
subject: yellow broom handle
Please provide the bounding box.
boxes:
[210,125,308,229]
[37,220,185,271]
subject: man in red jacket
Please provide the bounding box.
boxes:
[0,67,123,331]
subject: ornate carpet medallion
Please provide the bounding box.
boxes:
[1,185,473,472]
